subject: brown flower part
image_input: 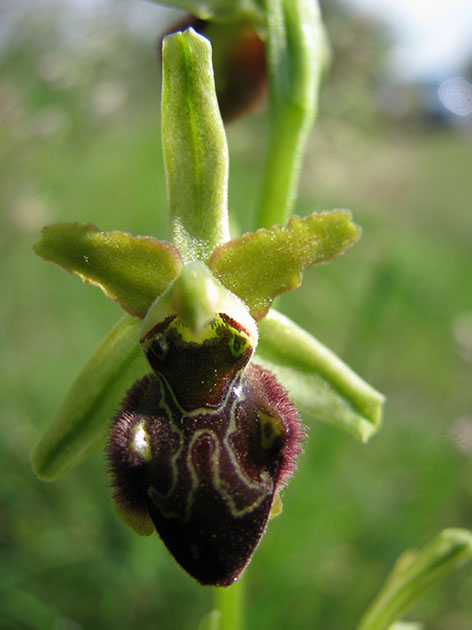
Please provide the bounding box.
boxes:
[107,315,303,586]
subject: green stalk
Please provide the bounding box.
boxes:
[214,579,244,630]
[255,0,324,229]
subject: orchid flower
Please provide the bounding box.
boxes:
[32,15,383,588]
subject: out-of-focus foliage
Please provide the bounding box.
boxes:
[1,2,472,629]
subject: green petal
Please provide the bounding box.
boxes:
[31,315,149,480]
[358,529,472,630]
[34,223,182,318]
[210,210,360,320]
[255,310,384,442]
[162,28,230,262]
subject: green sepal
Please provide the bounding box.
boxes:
[358,528,472,630]
[254,310,384,442]
[31,315,149,480]
[162,28,230,262]
[34,223,182,318]
[209,210,360,321]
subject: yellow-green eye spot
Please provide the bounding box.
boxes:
[258,412,285,450]
[169,317,220,345]
[229,330,250,357]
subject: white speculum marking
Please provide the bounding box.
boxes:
[131,422,152,461]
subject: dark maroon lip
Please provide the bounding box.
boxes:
[107,360,304,586]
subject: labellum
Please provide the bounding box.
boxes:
[107,310,304,587]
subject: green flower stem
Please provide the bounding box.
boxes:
[256,310,384,441]
[162,28,230,262]
[255,0,323,229]
[358,529,472,630]
[214,579,244,630]
[32,315,148,480]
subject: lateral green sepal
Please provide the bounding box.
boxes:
[255,310,384,442]
[33,223,182,318]
[31,315,149,480]
[209,210,360,320]
[358,528,472,630]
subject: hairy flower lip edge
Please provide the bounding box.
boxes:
[106,355,306,586]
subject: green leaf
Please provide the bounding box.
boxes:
[255,310,384,442]
[34,223,182,318]
[358,529,472,630]
[209,210,360,321]
[31,315,149,480]
[162,28,230,262]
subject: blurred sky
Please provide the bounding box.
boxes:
[342,0,472,81]
[2,0,472,83]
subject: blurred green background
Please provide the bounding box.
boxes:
[1,1,472,629]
